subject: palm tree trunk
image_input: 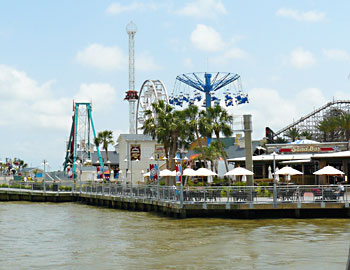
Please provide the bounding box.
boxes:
[195,130,207,168]
[105,147,111,176]
[215,132,229,172]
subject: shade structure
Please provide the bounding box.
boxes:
[313,165,344,176]
[289,139,319,144]
[275,166,303,175]
[143,172,150,177]
[183,168,196,176]
[224,167,254,176]
[268,166,273,179]
[159,169,176,177]
[193,168,217,176]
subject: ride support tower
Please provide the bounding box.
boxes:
[125,21,139,134]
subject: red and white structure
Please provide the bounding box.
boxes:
[125,21,139,134]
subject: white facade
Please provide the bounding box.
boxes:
[117,134,166,185]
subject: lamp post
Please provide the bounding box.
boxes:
[74,160,82,194]
[174,152,188,208]
[42,159,48,192]
[272,148,279,208]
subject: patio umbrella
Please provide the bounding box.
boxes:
[275,166,303,176]
[224,167,254,176]
[159,169,176,177]
[183,168,196,176]
[193,168,217,176]
[313,165,344,184]
[268,166,273,179]
[274,167,280,182]
[275,166,303,185]
[192,168,217,186]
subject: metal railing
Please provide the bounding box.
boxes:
[1,181,349,206]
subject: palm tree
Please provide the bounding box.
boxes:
[284,127,300,142]
[337,113,350,141]
[183,105,208,168]
[317,117,338,142]
[300,131,312,140]
[142,100,190,171]
[200,105,233,172]
[94,130,114,174]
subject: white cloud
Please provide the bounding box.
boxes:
[229,87,327,139]
[106,2,144,15]
[209,47,248,66]
[276,8,326,22]
[183,58,194,69]
[76,43,127,71]
[176,0,226,18]
[0,65,72,130]
[289,47,316,69]
[323,49,350,61]
[76,44,160,72]
[136,51,161,71]
[74,83,117,111]
[190,24,225,52]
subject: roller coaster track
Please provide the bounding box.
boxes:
[275,100,350,138]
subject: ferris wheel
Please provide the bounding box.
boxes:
[135,79,169,133]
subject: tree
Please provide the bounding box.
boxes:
[200,105,233,172]
[183,105,208,168]
[94,130,114,174]
[337,113,350,141]
[142,100,191,171]
[284,127,300,142]
[317,117,338,142]
[300,131,313,140]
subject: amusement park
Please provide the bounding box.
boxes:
[1,21,350,219]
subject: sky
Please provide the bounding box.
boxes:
[1,0,350,170]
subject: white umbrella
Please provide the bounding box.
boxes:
[224,167,254,176]
[143,171,150,177]
[193,168,217,176]
[159,169,176,177]
[274,167,280,182]
[268,166,273,179]
[313,165,344,184]
[275,166,303,175]
[183,168,196,176]
[313,165,344,176]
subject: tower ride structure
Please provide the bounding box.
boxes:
[124,21,139,134]
[171,72,248,110]
[63,102,103,176]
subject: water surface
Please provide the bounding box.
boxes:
[0,202,348,269]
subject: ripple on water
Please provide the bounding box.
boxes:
[0,202,349,270]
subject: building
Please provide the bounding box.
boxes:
[116,134,166,185]
[229,140,350,185]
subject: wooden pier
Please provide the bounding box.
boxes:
[1,188,350,219]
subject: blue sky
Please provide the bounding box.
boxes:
[1,0,350,170]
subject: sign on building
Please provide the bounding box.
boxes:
[130,144,141,160]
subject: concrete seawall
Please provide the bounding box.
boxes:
[1,189,350,219]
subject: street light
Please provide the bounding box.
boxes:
[150,155,161,199]
[174,153,188,208]
[272,148,279,208]
[42,159,48,192]
[74,160,82,194]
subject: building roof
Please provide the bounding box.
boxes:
[311,150,350,159]
[118,134,154,142]
[229,153,313,162]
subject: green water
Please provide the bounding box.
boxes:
[0,202,348,269]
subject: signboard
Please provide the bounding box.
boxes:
[150,164,158,182]
[176,164,182,183]
[130,144,141,160]
[279,146,334,153]
[155,144,165,160]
